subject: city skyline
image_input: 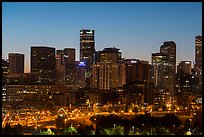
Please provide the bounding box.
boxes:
[2,2,202,73]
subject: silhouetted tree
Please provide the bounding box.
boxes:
[13,123,23,135]
[3,123,13,135]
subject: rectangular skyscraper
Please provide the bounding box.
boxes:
[80,29,95,88]
[177,61,191,74]
[194,35,202,94]
[195,36,202,69]
[80,29,95,67]
[91,47,125,90]
[56,48,77,89]
[8,53,24,74]
[31,46,56,85]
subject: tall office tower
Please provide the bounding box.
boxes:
[56,50,66,85]
[80,29,95,88]
[194,36,202,93]
[31,46,56,85]
[152,53,169,87]
[91,47,125,90]
[152,53,170,105]
[56,48,76,89]
[122,59,153,105]
[2,59,9,101]
[122,59,150,83]
[8,53,24,74]
[76,61,86,89]
[175,61,192,107]
[64,48,76,90]
[177,61,191,74]
[160,41,176,104]
[195,36,202,69]
[98,47,122,64]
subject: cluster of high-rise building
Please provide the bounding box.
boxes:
[2,29,202,109]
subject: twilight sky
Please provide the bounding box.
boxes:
[2,2,202,73]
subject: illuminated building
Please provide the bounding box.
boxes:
[6,85,65,102]
[152,53,170,106]
[194,35,202,94]
[175,72,192,107]
[56,50,65,85]
[122,59,150,83]
[92,63,125,90]
[152,53,169,88]
[160,41,176,97]
[80,29,95,88]
[76,61,86,89]
[31,46,56,85]
[98,47,122,64]
[91,47,125,90]
[8,53,24,74]
[122,59,153,105]
[151,41,176,106]
[2,59,9,101]
[176,61,193,106]
[195,36,202,70]
[56,48,77,89]
[177,61,191,74]
[64,48,76,89]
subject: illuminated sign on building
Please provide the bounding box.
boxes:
[79,62,85,67]
[131,60,137,63]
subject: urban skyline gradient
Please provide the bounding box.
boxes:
[2,2,202,73]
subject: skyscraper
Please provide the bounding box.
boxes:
[8,53,24,74]
[177,61,191,74]
[160,41,176,104]
[64,48,76,90]
[80,29,95,66]
[151,53,169,88]
[31,46,56,85]
[56,50,66,85]
[194,36,202,91]
[99,47,122,64]
[175,61,192,107]
[80,29,95,88]
[91,47,125,90]
[2,59,9,101]
[152,52,172,106]
[160,41,176,74]
[195,36,202,69]
[123,59,150,83]
[56,48,77,89]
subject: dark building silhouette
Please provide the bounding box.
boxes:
[31,46,56,85]
[8,53,24,74]
[177,61,191,74]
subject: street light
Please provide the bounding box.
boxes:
[65,118,67,126]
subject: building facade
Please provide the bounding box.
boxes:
[194,36,202,94]
[31,46,56,85]
[80,29,95,88]
[2,59,9,101]
[91,47,125,90]
[8,53,24,74]
[6,85,66,102]
[177,61,191,74]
